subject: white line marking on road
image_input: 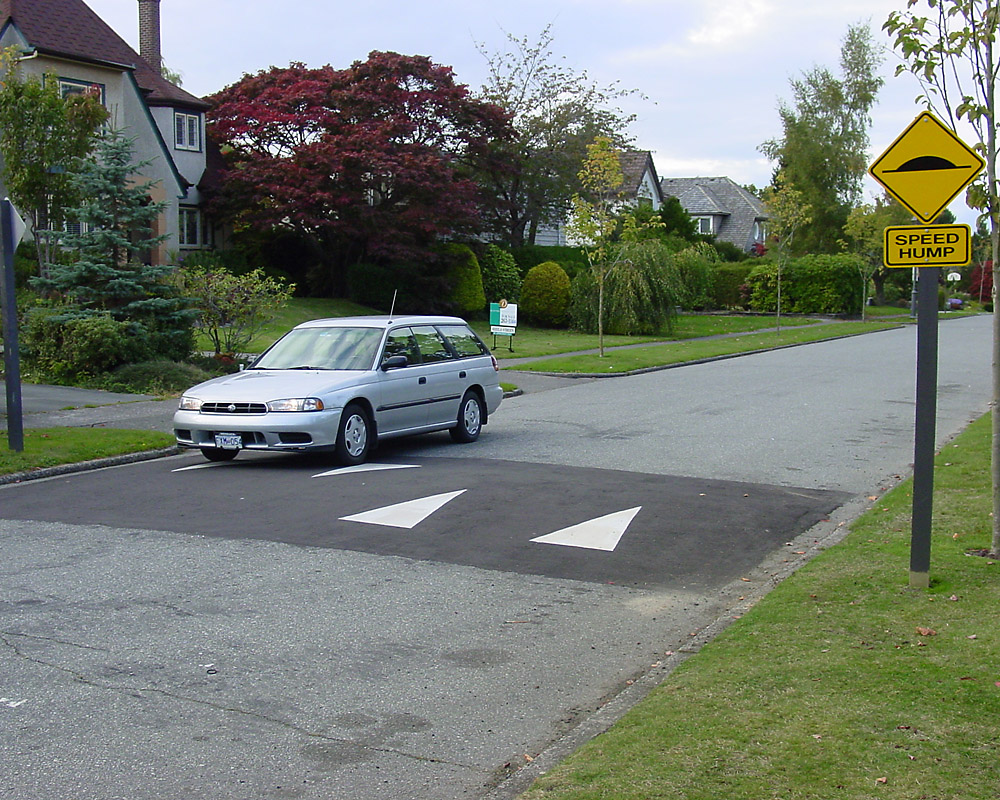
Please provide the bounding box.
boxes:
[530,506,642,552]
[312,463,420,478]
[0,697,27,708]
[171,463,221,472]
[340,490,466,529]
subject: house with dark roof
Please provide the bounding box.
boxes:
[0,0,216,264]
[659,176,767,253]
[536,149,663,246]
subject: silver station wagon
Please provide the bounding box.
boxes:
[173,315,503,464]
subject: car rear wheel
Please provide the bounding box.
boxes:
[336,402,372,465]
[202,447,239,462]
[450,390,483,443]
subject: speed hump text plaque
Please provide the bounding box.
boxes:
[883,223,971,268]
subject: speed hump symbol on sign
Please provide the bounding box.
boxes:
[869,111,984,224]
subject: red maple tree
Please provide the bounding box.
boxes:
[207,52,513,295]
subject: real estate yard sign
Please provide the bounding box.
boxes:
[489,300,517,352]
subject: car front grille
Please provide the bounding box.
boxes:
[200,402,267,415]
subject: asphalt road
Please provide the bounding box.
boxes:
[0,315,993,799]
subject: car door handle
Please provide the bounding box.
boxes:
[419,377,427,384]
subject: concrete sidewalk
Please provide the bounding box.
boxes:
[0,380,171,433]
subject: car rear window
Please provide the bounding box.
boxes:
[439,325,488,358]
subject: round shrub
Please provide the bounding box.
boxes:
[99,360,215,395]
[480,244,521,304]
[520,261,571,327]
[21,307,141,383]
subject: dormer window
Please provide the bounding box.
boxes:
[174,111,201,151]
[57,78,105,105]
[694,216,713,235]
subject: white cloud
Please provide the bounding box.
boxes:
[686,0,775,48]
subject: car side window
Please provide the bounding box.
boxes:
[410,326,454,363]
[382,328,420,365]
[439,325,488,358]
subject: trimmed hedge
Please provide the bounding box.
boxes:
[713,263,754,309]
[510,245,590,281]
[746,254,864,315]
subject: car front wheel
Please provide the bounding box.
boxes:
[336,402,372,465]
[450,390,484,443]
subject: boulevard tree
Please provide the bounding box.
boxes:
[207,52,513,296]
[476,26,638,247]
[885,0,1000,555]
[566,136,625,355]
[762,171,812,331]
[0,47,108,270]
[842,194,914,313]
[760,23,884,254]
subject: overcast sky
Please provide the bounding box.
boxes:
[84,0,978,222]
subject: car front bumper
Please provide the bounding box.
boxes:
[173,407,344,451]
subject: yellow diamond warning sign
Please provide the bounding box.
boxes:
[883,223,971,268]
[869,111,984,223]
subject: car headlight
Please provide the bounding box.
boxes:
[178,396,201,411]
[266,397,326,412]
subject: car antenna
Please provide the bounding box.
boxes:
[388,289,397,321]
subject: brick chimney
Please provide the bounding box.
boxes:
[138,0,162,74]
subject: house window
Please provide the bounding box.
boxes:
[174,112,201,151]
[57,78,105,105]
[753,221,766,241]
[694,217,713,235]
[179,207,211,248]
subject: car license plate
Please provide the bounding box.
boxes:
[214,433,242,450]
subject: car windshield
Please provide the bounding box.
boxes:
[252,326,383,371]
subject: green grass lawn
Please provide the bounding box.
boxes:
[470,314,825,361]
[520,413,1000,800]
[508,321,900,374]
[0,427,176,477]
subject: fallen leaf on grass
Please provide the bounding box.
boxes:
[876,776,888,785]
[916,627,936,637]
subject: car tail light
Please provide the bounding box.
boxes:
[491,355,499,372]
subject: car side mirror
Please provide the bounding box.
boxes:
[380,354,408,371]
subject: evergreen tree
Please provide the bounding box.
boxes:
[34,128,194,360]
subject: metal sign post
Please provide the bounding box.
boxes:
[868,113,984,588]
[1,198,25,452]
[909,267,940,588]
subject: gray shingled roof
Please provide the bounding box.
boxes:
[0,0,208,110]
[660,176,767,250]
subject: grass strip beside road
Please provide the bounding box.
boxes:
[507,320,900,374]
[0,428,175,477]
[521,413,1000,800]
